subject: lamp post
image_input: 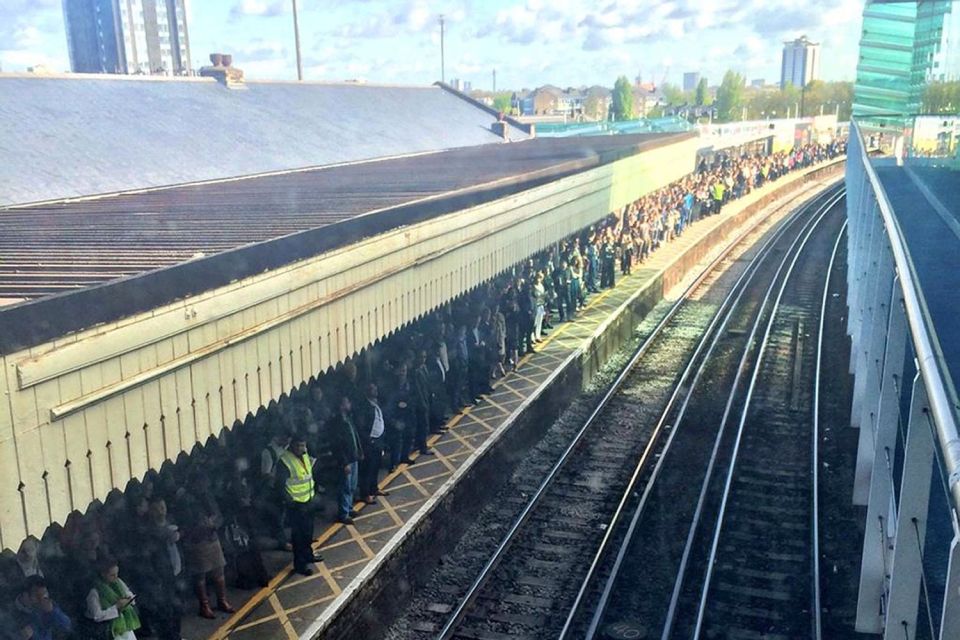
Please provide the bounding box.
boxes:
[292,0,303,81]
[439,14,445,84]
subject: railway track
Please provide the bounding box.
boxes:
[562,188,846,640]
[390,182,846,640]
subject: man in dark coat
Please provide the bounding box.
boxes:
[328,395,362,525]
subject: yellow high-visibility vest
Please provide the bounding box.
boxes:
[279,451,314,503]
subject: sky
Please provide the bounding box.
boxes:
[0,0,865,89]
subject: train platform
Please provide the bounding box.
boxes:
[184,161,842,640]
[874,164,960,396]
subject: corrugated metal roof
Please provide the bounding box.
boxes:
[0,74,527,207]
[0,132,698,355]
[0,133,686,303]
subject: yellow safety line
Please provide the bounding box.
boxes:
[286,593,337,615]
[231,613,278,633]
[431,446,458,473]
[345,521,377,559]
[460,412,500,433]
[400,468,432,497]
[479,394,512,415]
[377,497,406,528]
[268,593,298,640]
[317,562,343,596]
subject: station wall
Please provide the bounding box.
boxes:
[0,136,698,549]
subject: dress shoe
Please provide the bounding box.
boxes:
[311,553,324,563]
[338,516,354,525]
[401,457,416,465]
[419,448,435,456]
[295,566,314,576]
[349,509,360,517]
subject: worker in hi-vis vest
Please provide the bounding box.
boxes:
[277,433,323,575]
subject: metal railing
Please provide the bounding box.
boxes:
[846,120,960,639]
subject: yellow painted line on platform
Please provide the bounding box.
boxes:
[479,394,512,416]
[377,497,406,528]
[400,468,432,497]
[286,593,337,615]
[269,594,298,640]
[317,563,343,596]
[345,522,377,559]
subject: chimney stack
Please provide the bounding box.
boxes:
[200,52,245,88]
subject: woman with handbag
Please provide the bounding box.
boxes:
[84,557,140,640]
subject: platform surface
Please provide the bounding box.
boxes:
[180,166,838,640]
[874,164,960,397]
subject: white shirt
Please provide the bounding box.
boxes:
[438,341,450,372]
[86,579,138,640]
[368,400,384,438]
[434,357,446,382]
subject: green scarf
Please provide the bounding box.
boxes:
[95,580,141,638]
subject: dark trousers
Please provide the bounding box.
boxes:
[386,424,404,468]
[399,419,414,460]
[139,600,181,640]
[286,502,315,570]
[520,311,534,353]
[415,404,429,451]
[601,261,615,288]
[448,360,466,408]
[359,437,384,497]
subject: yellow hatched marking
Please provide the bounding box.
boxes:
[400,468,432,497]
[268,593,298,640]
[346,522,377,559]
[376,497,406,528]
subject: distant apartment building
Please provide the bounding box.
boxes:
[683,72,700,92]
[514,85,611,120]
[780,35,820,89]
[62,0,191,75]
[449,78,473,93]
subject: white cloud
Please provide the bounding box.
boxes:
[230,0,286,19]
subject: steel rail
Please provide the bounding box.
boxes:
[852,122,960,524]
[690,194,844,639]
[812,220,846,640]
[435,179,841,640]
[659,189,843,640]
[559,182,846,640]
[578,186,844,640]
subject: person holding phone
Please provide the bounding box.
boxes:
[85,557,141,640]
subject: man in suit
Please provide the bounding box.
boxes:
[412,350,435,455]
[355,383,389,505]
[428,340,451,432]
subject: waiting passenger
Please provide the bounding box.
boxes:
[84,558,139,640]
[329,396,362,526]
[277,434,323,575]
[13,576,70,640]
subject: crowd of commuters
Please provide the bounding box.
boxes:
[0,140,843,640]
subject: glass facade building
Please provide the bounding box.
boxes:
[62,0,191,75]
[853,1,956,127]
